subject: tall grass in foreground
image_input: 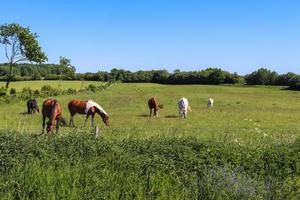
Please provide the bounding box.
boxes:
[0,131,299,199]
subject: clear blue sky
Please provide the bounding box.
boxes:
[1,0,300,74]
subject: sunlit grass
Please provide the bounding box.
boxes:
[0,82,299,146]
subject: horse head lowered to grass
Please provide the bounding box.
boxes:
[42,99,67,134]
[148,97,163,117]
[27,99,39,114]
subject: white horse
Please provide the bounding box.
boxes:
[207,98,214,108]
[178,97,191,118]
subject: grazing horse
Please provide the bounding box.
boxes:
[27,99,39,114]
[148,97,163,117]
[178,97,191,118]
[68,99,109,127]
[42,99,64,134]
[207,98,214,108]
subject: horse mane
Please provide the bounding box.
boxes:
[95,106,109,119]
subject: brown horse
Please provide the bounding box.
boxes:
[148,97,163,117]
[42,99,64,134]
[68,99,109,127]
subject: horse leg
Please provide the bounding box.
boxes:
[91,116,94,128]
[155,109,158,117]
[91,113,96,128]
[184,110,187,118]
[84,114,90,127]
[42,115,46,134]
[56,119,60,134]
[69,115,75,127]
[149,108,152,117]
[27,102,30,114]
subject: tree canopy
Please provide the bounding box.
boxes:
[0,23,47,87]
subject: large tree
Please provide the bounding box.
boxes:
[0,23,47,88]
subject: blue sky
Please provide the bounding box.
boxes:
[0,0,300,74]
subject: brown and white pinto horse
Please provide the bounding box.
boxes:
[68,99,109,127]
[148,97,163,117]
[42,99,65,134]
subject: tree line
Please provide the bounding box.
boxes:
[0,63,300,89]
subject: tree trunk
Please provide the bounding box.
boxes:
[5,80,10,88]
[5,64,13,88]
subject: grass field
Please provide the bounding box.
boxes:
[0,82,299,145]
[0,81,299,199]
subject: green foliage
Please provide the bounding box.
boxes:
[0,81,114,103]
[40,84,60,96]
[63,88,77,95]
[0,23,47,88]
[0,132,298,199]
[85,84,98,92]
[9,88,16,96]
[20,87,33,99]
[0,23,47,63]
[0,86,7,97]
[245,68,279,85]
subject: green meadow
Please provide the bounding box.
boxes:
[0,81,299,199]
[1,82,299,144]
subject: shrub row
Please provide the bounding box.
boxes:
[0,82,115,103]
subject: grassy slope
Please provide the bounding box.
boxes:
[0,82,299,145]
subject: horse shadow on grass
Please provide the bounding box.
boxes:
[138,114,179,118]
[164,115,178,118]
[138,114,149,118]
[19,112,29,115]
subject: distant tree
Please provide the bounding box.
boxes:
[59,56,76,72]
[59,56,76,79]
[275,72,298,86]
[0,23,47,88]
[245,68,278,85]
[207,68,226,84]
[173,69,181,74]
[152,70,169,83]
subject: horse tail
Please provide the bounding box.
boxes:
[188,106,192,112]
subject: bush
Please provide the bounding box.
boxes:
[0,86,7,97]
[41,85,61,96]
[86,84,99,92]
[20,87,33,100]
[9,88,16,96]
[64,88,77,95]
[0,87,7,97]
[33,89,40,97]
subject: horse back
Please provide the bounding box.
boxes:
[68,99,87,115]
[42,99,62,118]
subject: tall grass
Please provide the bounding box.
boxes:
[0,131,298,199]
